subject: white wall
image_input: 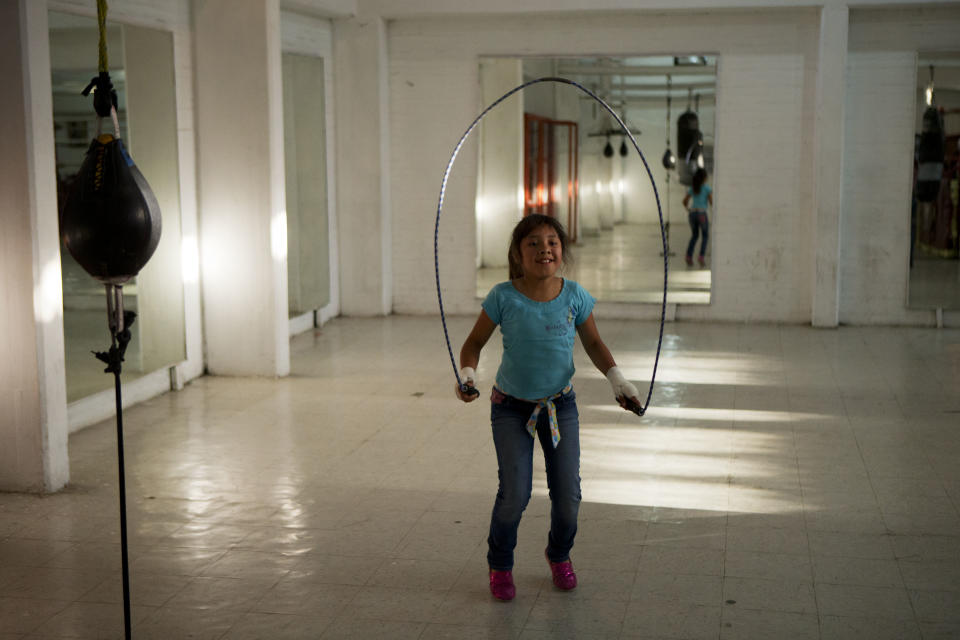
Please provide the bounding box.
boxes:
[388,10,820,322]
[334,11,392,316]
[841,5,960,326]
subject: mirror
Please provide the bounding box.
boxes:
[909,53,960,310]
[50,11,186,402]
[476,56,717,304]
[282,52,331,317]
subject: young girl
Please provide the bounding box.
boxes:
[683,168,713,267]
[456,214,640,601]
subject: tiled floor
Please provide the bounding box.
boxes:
[478,222,712,305]
[2,316,959,639]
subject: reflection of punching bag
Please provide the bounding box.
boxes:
[661,148,676,169]
[677,110,702,186]
[61,133,162,284]
[916,107,944,203]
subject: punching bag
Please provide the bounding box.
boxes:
[676,110,702,186]
[917,107,944,203]
[61,132,162,284]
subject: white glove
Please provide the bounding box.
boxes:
[605,366,638,402]
[460,367,476,387]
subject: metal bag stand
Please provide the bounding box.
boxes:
[93,284,135,640]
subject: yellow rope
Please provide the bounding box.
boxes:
[97,0,108,72]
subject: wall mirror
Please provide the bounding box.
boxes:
[476,55,716,304]
[49,11,186,402]
[282,52,331,318]
[909,53,960,310]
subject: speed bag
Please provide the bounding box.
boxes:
[662,148,677,169]
[61,134,162,284]
[916,107,944,203]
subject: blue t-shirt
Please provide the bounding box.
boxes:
[687,184,712,212]
[482,279,596,401]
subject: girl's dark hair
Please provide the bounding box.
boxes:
[507,214,572,279]
[692,168,708,195]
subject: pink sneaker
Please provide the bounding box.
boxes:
[545,550,577,590]
[489,569,515,601]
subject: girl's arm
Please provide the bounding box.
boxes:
[682,193,691,209]
[575,313,616,373]
[576,313,640,410]
[457,309,496,402]
[708,193,713,206]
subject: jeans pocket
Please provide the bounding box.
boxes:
[491,387,507,405]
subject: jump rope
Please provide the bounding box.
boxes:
[434,77,668,416]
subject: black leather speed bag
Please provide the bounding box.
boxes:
[61,134,162,284]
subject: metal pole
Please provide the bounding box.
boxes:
[113,356,131,640]
[99,284,132,640]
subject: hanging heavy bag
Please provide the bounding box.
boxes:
[916,107,944,203]
[61,132,162,284]
[676,110,701,186]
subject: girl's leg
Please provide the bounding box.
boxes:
[686,211,700,259]
[536,394,581,563]
[698,213,710,257]
[487,402,536,571]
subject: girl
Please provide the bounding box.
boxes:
[456,214,640,601]
[683,168,713,267]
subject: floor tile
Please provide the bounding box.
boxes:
[815,583,915,620]
[721,577,816,615]
[819,615,922,640]
[719,607,819,640]
[219,611,335,639]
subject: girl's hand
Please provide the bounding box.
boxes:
[455,367,479,402]
[605,366,640,412]
[455,384,479,402]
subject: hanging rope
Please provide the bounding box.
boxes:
[82,0,118,134]
[97,0,109,73]
[665,75,672,151]
[434,77,668,416]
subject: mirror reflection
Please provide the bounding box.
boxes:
[282,52,331,318]
[910,53,960,310]
[50,11,186,402]
[476,56,716,304]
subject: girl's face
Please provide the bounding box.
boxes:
[518,224,563,279]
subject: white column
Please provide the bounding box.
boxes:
[811,3,848,327]
[0,1,69,492]
[333,13,392,314]
[194,0,290,375]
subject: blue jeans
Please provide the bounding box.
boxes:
[686,210,709,258]
[487,387,581,571]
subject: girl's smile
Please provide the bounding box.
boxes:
[519,225,563,277]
